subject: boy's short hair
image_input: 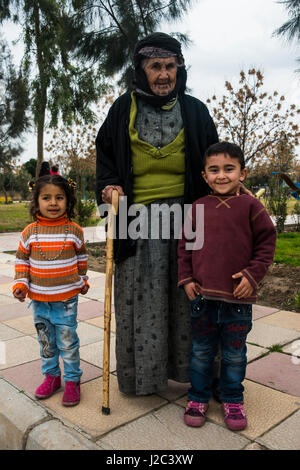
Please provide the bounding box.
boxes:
[204,141,245,169]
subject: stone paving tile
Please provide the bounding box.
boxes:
[252,304,280,320]
[243,442,265,450]
[88,313,116,334]
[26,420,102,450]
[257,310,300,331]
[246,352,300,397]
[282,340,300,357]
[156,380,190,401]
[88,277,106,288]
[0,283,14,294]
[86,270,106,280]
[80,338,116,371]
[257,410,300,450]
[0,335,40,370]
[0,322,24,340]
[176,379,300,440]
[42,376,167,438]
[0,266,15,277]
[77,321,104,346]
[0,275,14,284]
[0,294,20,306]
[3,314,36,335]
[0,263,12,269]
[246,344,268,363]
[0,255,15,264]
[0,358,102,397]
[85,287,106,302]
[99,403,249,450]
[77,300,105,321]
[0,301,32,321]
[247,321,300,348]
[77,296,91,304]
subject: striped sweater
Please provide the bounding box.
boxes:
[13,214,89,301]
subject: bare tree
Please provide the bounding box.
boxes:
[206,69,300,169]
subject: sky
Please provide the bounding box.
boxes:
[2,0,300,164]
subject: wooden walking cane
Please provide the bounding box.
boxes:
[102,189,119,415]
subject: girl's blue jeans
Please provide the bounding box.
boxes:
[32,295,82,383]
[188,296,252,404]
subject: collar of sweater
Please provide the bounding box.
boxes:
[36,214,68,226]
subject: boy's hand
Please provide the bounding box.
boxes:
[236,183,254,197]
[184,282,199,300]
[81,284,89,295]
[232,273,254,299]
[13,288,26,302]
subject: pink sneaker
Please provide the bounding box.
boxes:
[223,402,247,430]
[184,401,209,427]
[62,381,80,406]
[35,375,61,399]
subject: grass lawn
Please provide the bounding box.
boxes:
[274,232,300,266]
[0,202,101,232]
[0,202,32,232]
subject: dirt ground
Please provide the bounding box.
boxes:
[86,243,300,313]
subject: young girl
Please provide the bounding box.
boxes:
[13,175,89,406]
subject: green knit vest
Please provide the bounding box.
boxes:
[129,92,185,205]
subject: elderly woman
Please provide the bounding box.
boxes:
[96,32,218,396]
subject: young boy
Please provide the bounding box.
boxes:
[177,141,276,431]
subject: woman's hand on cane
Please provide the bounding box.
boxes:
[102,185,124,204]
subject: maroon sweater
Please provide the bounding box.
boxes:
[177,194,277,304]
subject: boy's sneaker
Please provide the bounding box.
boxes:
[35,374,61,399]
[62,381,80,406]
[222,402,247,430]
[184,401,208,427]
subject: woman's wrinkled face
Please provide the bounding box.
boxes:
[143,57,177,96]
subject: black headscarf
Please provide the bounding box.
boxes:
[133,32,187,108]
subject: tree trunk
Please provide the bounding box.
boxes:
[36,95,46,178]
[33,0,47,179]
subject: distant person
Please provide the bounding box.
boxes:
[50,165,60,175]
[39,161,51,177]
[13,175,89,407]
[178,142,276,431]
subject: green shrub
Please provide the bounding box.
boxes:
[76,198,96,226]
[266,176,289,233]
[294,291,300,309]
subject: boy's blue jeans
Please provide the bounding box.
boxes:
[188,296,252,404]
[32,295,82,383]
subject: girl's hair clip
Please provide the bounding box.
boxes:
[67,178,77,189]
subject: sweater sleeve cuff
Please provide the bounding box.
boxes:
[241,269,259,290]
[13,283,29,295]
[177,277,194,288]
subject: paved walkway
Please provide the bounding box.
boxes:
[0,228,299,450]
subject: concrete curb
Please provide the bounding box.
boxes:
[0,378,103,450]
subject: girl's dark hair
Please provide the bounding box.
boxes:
[30,175,77,220]
[39,161,51,177]
[204,141,245,169]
